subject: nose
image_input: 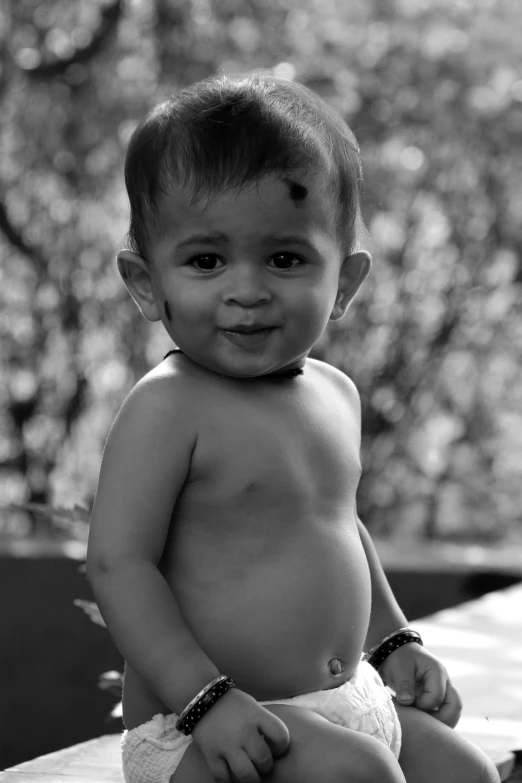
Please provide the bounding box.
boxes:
[222,265,271,307]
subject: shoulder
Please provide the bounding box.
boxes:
[306,357,361,414]
[107,355,199,448]
[89,357,202,568]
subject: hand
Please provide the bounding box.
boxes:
[378,642,463,728]
[191,687,290,782]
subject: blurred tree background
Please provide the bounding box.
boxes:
[1,0,521,546]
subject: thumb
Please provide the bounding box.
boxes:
[394,679,415,705]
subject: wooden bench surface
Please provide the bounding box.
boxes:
[414,582,522,781]
[2,582,522,782]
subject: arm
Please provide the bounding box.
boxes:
[357,518,462,725]
[356,516,408,651]
[86,374,219,714]
[334,368,462,725]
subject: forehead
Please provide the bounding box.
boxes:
[154,173,337,243]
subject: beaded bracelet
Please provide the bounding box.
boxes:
[364,627,423,671]
[175,675,236,735]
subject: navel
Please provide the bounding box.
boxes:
[328,657,345,676]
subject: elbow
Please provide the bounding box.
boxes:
[85,555,125,608]
[85,552,107,590]
[86,550,154,587]
[86,537,124,584]
[85,543,117,588]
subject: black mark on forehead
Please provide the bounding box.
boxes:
[283,178,308,204]
[164,301,172,322]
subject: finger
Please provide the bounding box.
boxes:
[243,735,274,777]
[431,681,463,728]
[259,712,290,757]
[414,668,447,712]
[229,749,260,783]
[393,678,416,705]
[211,756,234,783]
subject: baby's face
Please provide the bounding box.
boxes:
[146,175,345,378]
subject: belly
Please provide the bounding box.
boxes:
[122,518,371,727]
[174,519,370,698]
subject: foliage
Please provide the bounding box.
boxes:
[1,0,521,543]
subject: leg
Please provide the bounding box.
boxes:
[172,703,406,783]
[395,703,501,783]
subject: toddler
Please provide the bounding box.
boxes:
[87,73,499,783]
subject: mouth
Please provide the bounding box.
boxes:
[225,327,274,335]
[222,326,277,347]
[224,323,276,334]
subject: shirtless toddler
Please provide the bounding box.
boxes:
[87,73,499,783]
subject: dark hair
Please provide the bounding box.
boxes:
[123,72,366,258]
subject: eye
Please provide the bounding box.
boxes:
[269,253,303,270]
[189,254,223,272]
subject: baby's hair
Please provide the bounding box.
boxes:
[123,72,367,258]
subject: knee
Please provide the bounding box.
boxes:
[335,734,404,783]
[473,754,501,783]
[452,742,501,783]
[360,743,404,783]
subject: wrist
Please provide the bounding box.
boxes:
[163,659,221,715]
[363,627,423,670]
[175,675,236,735]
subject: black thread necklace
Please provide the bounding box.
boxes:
[163,349,303,379]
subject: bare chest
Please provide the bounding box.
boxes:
[169,376,362,540]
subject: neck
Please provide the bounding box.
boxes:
[263,367,304,379]
[163,348,304,379]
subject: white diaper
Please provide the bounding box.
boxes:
[121,661,401,783]
[122,712,191,783]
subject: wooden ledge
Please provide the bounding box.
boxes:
[0,734,123,782]
[2,583,521,782]
[414,582,522,781]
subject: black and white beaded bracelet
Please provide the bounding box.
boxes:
[364,628,423,671]
[175,675,236,735]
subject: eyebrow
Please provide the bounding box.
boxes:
[175,233,318,251]
[176,232,228,248]
[272,236,317,250]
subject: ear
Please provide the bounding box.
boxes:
[330,251,372,321]
[117,250,161,322]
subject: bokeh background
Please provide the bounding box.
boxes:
[2,0,522,545]
[1,0,522,770]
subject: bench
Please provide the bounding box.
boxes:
[2,582,521,782]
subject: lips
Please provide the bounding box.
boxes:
[222,326,276,347]
[224,324,275,333]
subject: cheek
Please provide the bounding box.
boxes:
[302,285,339,332]
[289,294,330,339]
[296,282,334,314]
[162,287,210,330]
